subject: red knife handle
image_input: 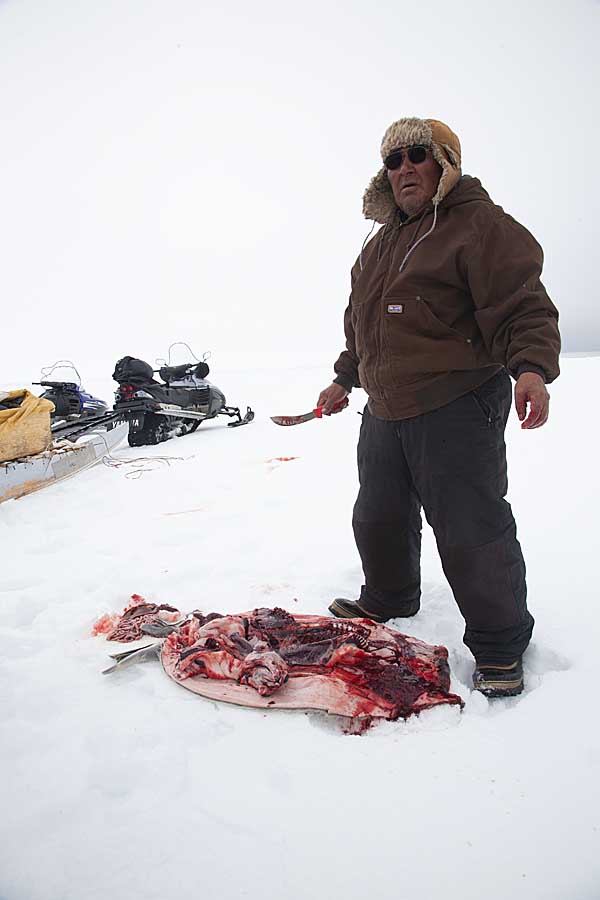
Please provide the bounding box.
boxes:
[315,397,349,417]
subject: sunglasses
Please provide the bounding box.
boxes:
[384,145,429,170]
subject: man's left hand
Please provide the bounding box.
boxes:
[515,373,550,429]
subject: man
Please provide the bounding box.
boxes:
[319,117,560,697]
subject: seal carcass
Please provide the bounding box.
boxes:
[161,607,463,720]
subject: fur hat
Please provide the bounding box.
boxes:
[362,117,462,224]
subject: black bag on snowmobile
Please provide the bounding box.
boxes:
[112,357,156,386]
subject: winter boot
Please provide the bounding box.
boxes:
[328,598,389,622]
[473,659,524,698]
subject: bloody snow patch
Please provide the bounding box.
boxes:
[91,612,120,636]
[161,607,463,720]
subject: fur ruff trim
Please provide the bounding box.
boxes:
[362,117,462,223]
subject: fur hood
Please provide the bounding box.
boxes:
[363,117,462,224]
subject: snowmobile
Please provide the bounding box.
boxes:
[35,362,108,424]
[112,347,254,447]
[34,361,125,442]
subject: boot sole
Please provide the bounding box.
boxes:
[474,678,524,698]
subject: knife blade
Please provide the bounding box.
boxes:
[270,397,349,426]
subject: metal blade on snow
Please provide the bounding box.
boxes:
[270,397,349,426]
[102,643,161,675]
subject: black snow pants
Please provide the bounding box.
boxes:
[352,371,534,664]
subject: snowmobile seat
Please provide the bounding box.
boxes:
[159,362,210,385]
[159,364,192,384]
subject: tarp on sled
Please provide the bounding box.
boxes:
[0,390,54,463]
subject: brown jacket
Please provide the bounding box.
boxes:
[333,176,560,419]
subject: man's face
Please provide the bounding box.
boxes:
[386,147,442,216]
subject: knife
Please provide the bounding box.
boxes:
[270,397,349,426]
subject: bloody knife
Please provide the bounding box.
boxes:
[270,397,349,426]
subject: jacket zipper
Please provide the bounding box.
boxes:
[374,222,408,399]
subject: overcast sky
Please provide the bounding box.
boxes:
[1,0,598,381]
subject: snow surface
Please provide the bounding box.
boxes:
[1,357,599,900]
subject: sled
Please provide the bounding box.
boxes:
[0,419,128,503]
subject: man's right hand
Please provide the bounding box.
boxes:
[317,383,349,414]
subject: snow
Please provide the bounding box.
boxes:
[1,356,599,900]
